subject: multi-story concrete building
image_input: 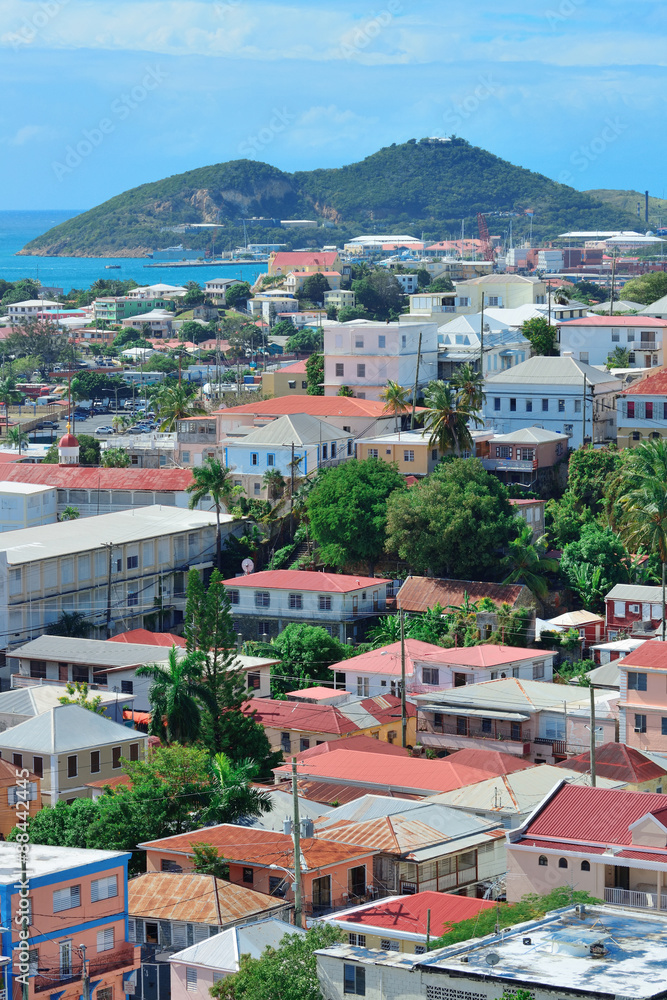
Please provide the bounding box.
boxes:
[484,353,621,450]
[0,482,57,532]
[617,367,667,448]
[0,505,240,664]
[93,296,176,325]
[558,316,667,368]
[323,321,438,400]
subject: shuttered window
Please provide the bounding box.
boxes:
[91,875,118,902]
[53,885,81,912]
[97,928,114,953]
[186,968,198,991]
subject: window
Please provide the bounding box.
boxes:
[581,860,590,871]
[355,337,364,348]
[97,927,115,954]
[357,364,365,378]
[380,939,399,951]
[181,450,190,464]
[538,856,548,866]
[558,858,568,869]
[242,867,254,884]
[481,718,492,734]
[90,751,100,773]
[662,718,667,736]
[612,329,620,342]
[248,672,260,690]
[525,399,532,412]
[378,335,386,348]
[319,595,332,611]
[251,453,259,466]
[129,743,139,761]
[558,399,565,412]
[627,401,636,418]
[269,875,287,897]
[322,444,328,460]
[574,399,581,413]
[13,753,22,768]
[121,680,134,695]
[228,589,240,605]
[160,859,182,872]
[30,660,47,679]
[635,714,647,733]
[520,448,534,461]
[255,591,270,608]
[357,676,370,697]
[186,967,198,992]
[257,621,271,638]
[533,661,545,680]
[509,398,516,412]
[127,555,138,570]
[415,945,426,955]
[542,398,549,411]
[288,380,296,389]
[91,875,118,902]
[367,448,378,459]
[32,756,43,778]
[647,402,654,419]
[288,593,303,610]
[112,746,122,769]
[343,965,365,996]
[632,431,641,441]
[403,450,415,462]
[300,738,310,752]
[127,591,138,608]
[423,667,440,685]
[348,933,366,947]
[53,885,81,912]
[67,755,77,778]
[493,397,501,411]
[335,363,344,377]
[267,454,275,467]
[628,672,647,691]
[627,331,635,343]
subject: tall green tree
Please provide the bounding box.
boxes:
[306,458,406,574]
[422,380,478,456]
[6,426,28,453]
[154,382,206,431]
[251,623,354,695]
[300,273,330,303]
[0,376,22,435]
[450,362,486,413]
[187,458,237,571]
[520,316,558,356]
[502,523,558,600]
[380,380,411,435]
[136,646,205,744]
[225,282,251,311]
[385,459,517,579]
[305,352,324,395]
[560,524,629,614]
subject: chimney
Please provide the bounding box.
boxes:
[646,190,650,225]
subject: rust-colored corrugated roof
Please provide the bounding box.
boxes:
[140,823,375,867]
[555,742,667,783]
[213,396,423,418]
[615,639,667,670]
[248,699,360,736]
[0,466,194,490]
[444,749,534,775]
[293,779,422,805]
[128,872,287,923]
[397,576,529,613]
[108,630,186,647]
[316,815,445,855]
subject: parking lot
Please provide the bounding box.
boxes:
[29,408,157,443]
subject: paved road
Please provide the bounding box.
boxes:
[29,409,149,443]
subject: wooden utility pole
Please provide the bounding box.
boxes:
[400,608,407,748]
[291,759,304,927]
[103,542,114,637]
[589,685,597,787]
[410,331,423,430]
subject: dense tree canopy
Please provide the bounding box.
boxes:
[622,272,667,305]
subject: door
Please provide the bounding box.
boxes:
[59,941,72,978]
[312,874,331,912]
[615,867,630,890]
[145,921,159,945]
[454,672,467,687]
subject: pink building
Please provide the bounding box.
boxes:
[616,640,667,751]
[322,321,437,400]
[507,782,667,913]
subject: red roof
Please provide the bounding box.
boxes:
[0,466,195,490]
[444,749,534,775]
[273,748,522,795]
[272,360,307,374]
[109,630,186,648]
[523,783,667,845]
[555,742,667,783]
[0,453,26,465]
[331,639,454,678]
[285,686,341,701]
[615,639,667,670]
[557,316,667,327]
[509,499,546,508]
[222,570,391,593]
[621,371,667,396]
[421,645,542,668]
[213,396,423,418]
[335,890,495,935]
[140,823,373,869]
[288,735,410,763]
[59,433,79,447]
[271,252,339,269]
[248,700,360,736]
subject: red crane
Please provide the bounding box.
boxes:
[477,213,495,261]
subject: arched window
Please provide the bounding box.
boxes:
[558,858,568,869]
[538,856,548,867]
[581,860,590,872]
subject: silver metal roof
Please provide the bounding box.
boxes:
[0,703,147,753]
[485,355,621,387]
[169,918,298,972]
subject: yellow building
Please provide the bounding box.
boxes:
[356,429,440,477]
[617,367,667,449]
[261,360,309,397]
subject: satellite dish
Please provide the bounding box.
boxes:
[242,558,254,575]
[485,953,500,967]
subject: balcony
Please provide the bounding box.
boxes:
[481,458,536,473]
[34,945,138,992]
[418,718,531,755]
[604,886,667,910]
[636,340,661,350]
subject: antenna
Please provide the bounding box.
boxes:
[485,952,500,967]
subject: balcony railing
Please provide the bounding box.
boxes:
[418,718,531,743]
[34,945,138,992]
[636,341,661,350]
[604,886,667,910]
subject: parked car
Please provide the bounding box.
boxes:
[40,420,60,429]
[126,426,145,435]
[95,425,115,435]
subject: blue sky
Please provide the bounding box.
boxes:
[1,0,665,210]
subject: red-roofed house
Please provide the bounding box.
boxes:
[249,694,416,754]
[222,570,393,643]
[506,782,667,912]
[261,360,309,398]
[268,251,341,277]
[108,629,186,647]
[558,316,667,369]
[287,734,410,763]
[140,823,375,916]
[555,742,667,792]
[330,640,554,700]
[324,891,496,953]
[617,366,667,448]
[613,640,667,751]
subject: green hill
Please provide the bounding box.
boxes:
[585,188,667,227]
[20,138,640,257]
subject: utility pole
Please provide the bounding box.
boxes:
[21,847,29,1000]
[589,684,597,787]
[291,759,303,928]
[400,608,407,748]
[103,543,114,637]
[479,294,485,377]
[290,441,295,539]
[80,944,90,1000]
[582,371,587,447]
[410,330,423,430]
[609,251,617,316]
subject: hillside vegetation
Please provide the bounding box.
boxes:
[585,188,667,227]
[21,138,639,257]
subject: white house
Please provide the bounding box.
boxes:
[221,569,393,644]
[0,482,57,532]
[437,315,530,378]
[323,321,438,399]
[6,298,60,319]
[204,278,244,305]
[484,353,621,449]
[558,316,667,368]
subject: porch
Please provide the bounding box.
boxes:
[417,713,531,756]
[604,865,667,911]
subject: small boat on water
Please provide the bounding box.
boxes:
[105,264,121,269]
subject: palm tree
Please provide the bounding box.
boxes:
[6,426,28,454]
[154,383,206,431]
[46,611,91,638]
[422,380,475,456]
[0,377,22,436]
[380,380,411,437]
[502,524,558,601]
[207,752,270,825]
[451,363,486,414]
[187,458,237,571]
[136,646,204,744]
[619,440,667,640]
[263,468,286,501]
[58,506,80,522]
[111,414,128,434]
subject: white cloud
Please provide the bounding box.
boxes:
[2,124,57,146]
